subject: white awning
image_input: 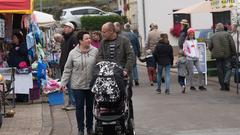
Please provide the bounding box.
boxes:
[173,1,233,14]
[32,11,56,27]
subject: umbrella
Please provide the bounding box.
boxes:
[32,11,56,27]
[173,1,233,14]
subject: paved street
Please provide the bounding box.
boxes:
[133,66,240,135]
[49,65,240,135]
[1,65,240,135]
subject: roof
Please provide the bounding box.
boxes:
[62,6,102,12]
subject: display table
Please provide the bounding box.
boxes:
[14,73,33,94]
[0,68,33,94]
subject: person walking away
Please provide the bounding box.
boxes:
[183,28,207,91]
[60,31,98,135]
[124,23,141,86]
[145,23,160,82]
[153,33,173,94]
[178,19,189,50]
[59,22,78,110]
[176,50,188,93]
[139,49,156,86]
[96,22,135,119]
[146,24,161,52]
[208,23,236,91]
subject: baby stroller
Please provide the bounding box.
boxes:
[91,61,135,135]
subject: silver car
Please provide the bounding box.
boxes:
[60,6,119,29]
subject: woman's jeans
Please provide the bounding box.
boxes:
[157,64,170,90]
[132,65,139,81]
[73,89,94,132]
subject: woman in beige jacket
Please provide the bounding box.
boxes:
[60,31,98,135]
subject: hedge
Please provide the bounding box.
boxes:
[80,15,126,31]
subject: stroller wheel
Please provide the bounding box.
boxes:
[126,118,135,135]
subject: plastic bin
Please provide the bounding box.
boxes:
[48,91,64,105]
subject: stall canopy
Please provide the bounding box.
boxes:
[32,11,56,27]
[173,1,233,14]
[0,0,33,14]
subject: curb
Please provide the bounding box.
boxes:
[39,97,53,135]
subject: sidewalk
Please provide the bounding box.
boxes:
[0,98,52,135]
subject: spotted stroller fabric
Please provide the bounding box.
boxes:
[91,61,124,103]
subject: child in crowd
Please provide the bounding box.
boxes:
[91,31,101,49]
[139,49,156,86]
[176,50,188,93]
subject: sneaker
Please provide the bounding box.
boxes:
[199,86,207,91]
[135,80,139,86]
[165,89,170,95]
[190,86,196,90]
[65,105,76,111]
[182,86,186,94]
[224,83,230,91]
[161,77,165,83]
[156,88,161,93]
[87,129,94,135]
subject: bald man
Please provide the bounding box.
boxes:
[97,22,134,74]
[96,21,135,119]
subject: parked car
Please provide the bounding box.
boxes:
[60,6,119,29]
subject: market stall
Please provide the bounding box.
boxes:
[0,0,34,101]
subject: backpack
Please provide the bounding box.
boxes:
[91,61,125,104]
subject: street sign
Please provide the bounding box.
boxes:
[193,42,207,85]
[193,42,207,74]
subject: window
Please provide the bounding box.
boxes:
[173,10,191,26]
[212,11,231,26]
[173,14,191,26]
[88,9,101,14]
[71,9,88,15]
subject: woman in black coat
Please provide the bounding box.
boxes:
[7,31,30,67]
[153,33,173,94]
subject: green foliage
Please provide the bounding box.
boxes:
[81,15,122,31]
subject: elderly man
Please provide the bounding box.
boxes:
[146,24,161,52]
[208,23,236,91]
[96,21,135,119]
[60,22,78,110]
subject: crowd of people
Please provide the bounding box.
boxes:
[50,19,237,135]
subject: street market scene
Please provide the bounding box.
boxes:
[0,0,240,135]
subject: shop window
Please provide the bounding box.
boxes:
[173,10,191,26]
[212,11,231,26]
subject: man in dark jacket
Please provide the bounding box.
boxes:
[97,22,135,120]
[153,33,173,94]
[124,23,141,86]
[208,23,236,91]
[59,22,78,110]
